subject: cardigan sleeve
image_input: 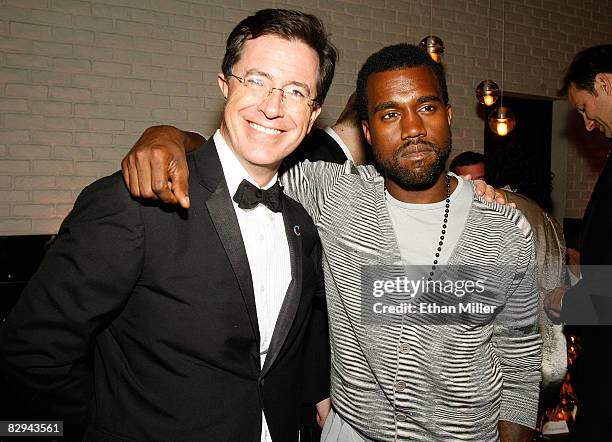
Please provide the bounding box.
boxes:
[491,222,542,429]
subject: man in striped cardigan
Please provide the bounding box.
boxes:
[121,44,541,442]
[282,43,541,442]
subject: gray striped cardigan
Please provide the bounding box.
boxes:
[283,160,542,442]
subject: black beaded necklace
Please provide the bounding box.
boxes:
[385,174,452,280]
[428,174,451,281]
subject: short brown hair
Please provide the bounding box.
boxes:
[221,9,337,107]
[560,44,612,96]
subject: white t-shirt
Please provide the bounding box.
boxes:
[385,174,473,266]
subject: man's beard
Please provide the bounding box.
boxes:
[374,135,452,191]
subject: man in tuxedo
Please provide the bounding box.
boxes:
[0,9,336,441]
[544,44,612,440]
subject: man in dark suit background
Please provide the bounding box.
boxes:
[0,9,336,441]
[284,93,368,169]
[545,44,612,440]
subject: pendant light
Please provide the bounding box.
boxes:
[475,0,499,106]
[419,36,445,63]
[488,0,516,136]
[477,79,500,106]
[419,0,444,63]
[488,106,516,136]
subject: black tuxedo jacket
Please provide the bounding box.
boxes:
[282,128,348,173]
[0,139,330,441]
[562,152,612,322]
[561,148,612,437]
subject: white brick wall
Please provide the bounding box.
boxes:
[1,0,611,234]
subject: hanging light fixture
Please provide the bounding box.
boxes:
[488,106,516,136]
[475,0,499,106]
[476,79,500,106]
[488,0,516,136]
[419,36,445,63]
[419,0,444,63]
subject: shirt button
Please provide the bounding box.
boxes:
[396,412,407,422]
[399,343,410,354]
[395,380,406,392]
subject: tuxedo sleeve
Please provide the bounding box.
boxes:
[562,160,612,324]
[301,239,330,403]
[0,172,144,423]
[561,271,612,324]
[561,238,612,324]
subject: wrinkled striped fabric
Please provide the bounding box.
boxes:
[283,161,542,442]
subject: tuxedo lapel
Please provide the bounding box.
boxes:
[193,140,261,349]
[261,197,303,377]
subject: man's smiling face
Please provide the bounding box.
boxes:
[568,74,612,139]
[218,34,321,176]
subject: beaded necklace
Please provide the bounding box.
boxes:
[428,174,451,281]
[384,174,452,280]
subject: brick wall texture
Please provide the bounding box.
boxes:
[1,0,611,234]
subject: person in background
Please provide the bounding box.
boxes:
[283,92,369,169]
[450,150,567,391]
[545,43,612,441]
[448,150,486,180]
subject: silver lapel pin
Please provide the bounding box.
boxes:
[293,225,301,236]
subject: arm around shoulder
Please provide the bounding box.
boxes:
[121,125,193,208]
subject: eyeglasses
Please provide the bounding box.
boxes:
[224,74,319,110]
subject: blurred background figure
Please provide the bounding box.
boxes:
[451,150,568,394]
[283,92,369,171]
[449,151,486,180]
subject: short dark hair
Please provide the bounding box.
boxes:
[559,44,612,96]
[356,43,449,121]
[222,9,337,106]
[449,151,485,174]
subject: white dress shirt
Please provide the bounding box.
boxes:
[213,130,292,442]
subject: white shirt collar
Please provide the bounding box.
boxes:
[324,126,354,162]
[213,129,278,198]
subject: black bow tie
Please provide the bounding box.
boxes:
[233,179,283,212]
